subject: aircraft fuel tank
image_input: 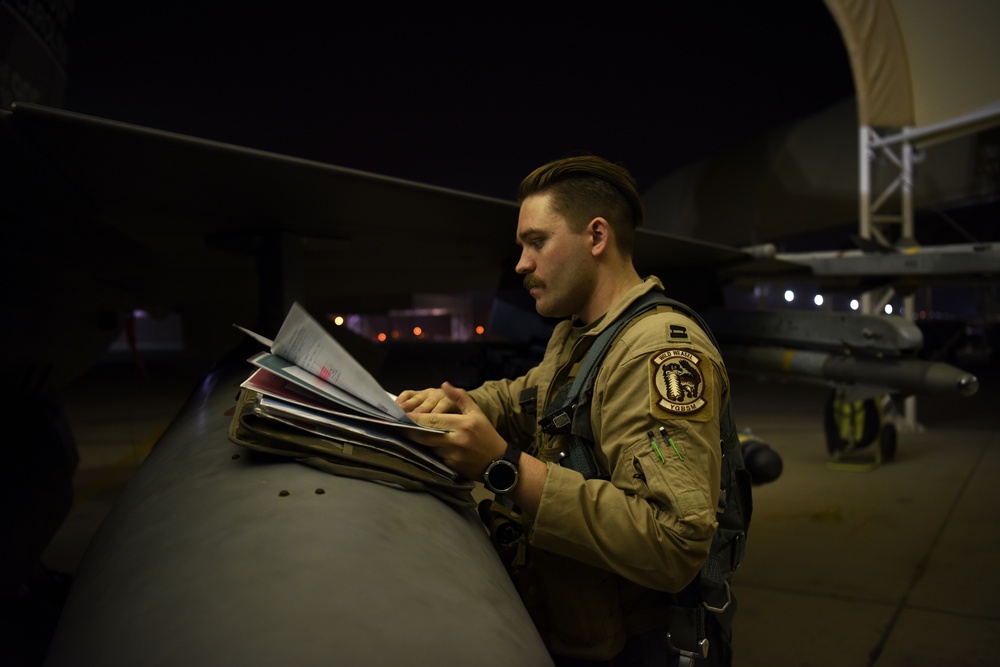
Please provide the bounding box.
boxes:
[43,362,553,667]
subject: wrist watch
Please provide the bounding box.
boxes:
[483,442,522,495]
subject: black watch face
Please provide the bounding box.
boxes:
[487,460,517,493]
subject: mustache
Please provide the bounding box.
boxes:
[523,275,545,290]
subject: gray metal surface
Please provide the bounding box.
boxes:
[775,242,1000,279]
[44,364,552,667]
[704,308,924,355]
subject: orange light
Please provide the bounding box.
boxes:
[413,326,423,337]
[475,325,485,335]
[377,332,387,342]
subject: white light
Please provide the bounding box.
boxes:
[784,290,795,303]
[850,299,859,311]
[884,304,893,315]
[813,294,824,306]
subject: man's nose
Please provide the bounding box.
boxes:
[515,249,533,275]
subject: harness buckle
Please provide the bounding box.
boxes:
[667,635,709,664]
[538,403,576,434]
[702,580,732,614]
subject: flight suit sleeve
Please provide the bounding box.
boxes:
[467,374,538,447]
[528,314,726,593]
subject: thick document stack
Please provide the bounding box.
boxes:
[228,303,475,508]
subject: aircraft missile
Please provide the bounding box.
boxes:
[722,345,979,398]
[43,361,553,667]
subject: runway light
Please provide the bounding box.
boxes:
[475,325,485,335]
[850,299,859,311]
[884,304,893,315]
[813,294,824,306]
[784,290,795,303]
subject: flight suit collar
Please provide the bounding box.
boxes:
[577,275,664,341]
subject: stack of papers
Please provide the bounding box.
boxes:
[235,303,453,480]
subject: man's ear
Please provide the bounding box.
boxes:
[587,217,611,257]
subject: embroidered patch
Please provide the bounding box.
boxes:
[669,324,688,340]
[651,349,706,414]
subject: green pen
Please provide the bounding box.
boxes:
[659,426,685,461]
[646,431,665,463]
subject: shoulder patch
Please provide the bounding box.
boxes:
[650,349,708,418]
[669,324,688,340]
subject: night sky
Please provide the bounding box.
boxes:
[62,2,855,201]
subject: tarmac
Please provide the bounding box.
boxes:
[29,343,1000,666]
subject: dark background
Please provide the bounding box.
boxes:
[62,1,855,200]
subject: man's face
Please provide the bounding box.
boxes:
[515,193,595,319]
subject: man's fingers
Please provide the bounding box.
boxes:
[407,411,455,434]
[394,390,415,406]
[397,387,464,414]
[439,382,477,415]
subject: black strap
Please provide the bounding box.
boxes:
[539,290,672,437]
[538,291,674,479]
[569,291,673,407]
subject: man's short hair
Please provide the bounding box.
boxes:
[518,155,643,255]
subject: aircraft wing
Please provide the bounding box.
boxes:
[723,237,1000,293]
[2,102,522,318]
[2,102,750,332]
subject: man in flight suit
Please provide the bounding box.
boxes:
[397,155,731,666]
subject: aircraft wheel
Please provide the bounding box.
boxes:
[879,423,897,462]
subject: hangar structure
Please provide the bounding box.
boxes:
[825,0,1000,309]
[645,0,1000,254]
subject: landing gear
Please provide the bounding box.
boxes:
[823,389,897,470]
[879,422,897,462]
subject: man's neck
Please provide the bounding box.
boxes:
[577,266,643,326]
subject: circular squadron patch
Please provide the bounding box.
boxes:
[652,349,706,414]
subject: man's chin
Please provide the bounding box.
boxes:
[534,301,566,319]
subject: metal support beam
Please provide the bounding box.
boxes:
[859,125,920,431]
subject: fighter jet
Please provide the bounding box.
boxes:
[4,1,998,664]
[4,101,987,398]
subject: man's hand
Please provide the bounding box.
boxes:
[404,382,507,481]
[395,387,460,414]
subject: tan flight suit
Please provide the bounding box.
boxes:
[468,277,726,661]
